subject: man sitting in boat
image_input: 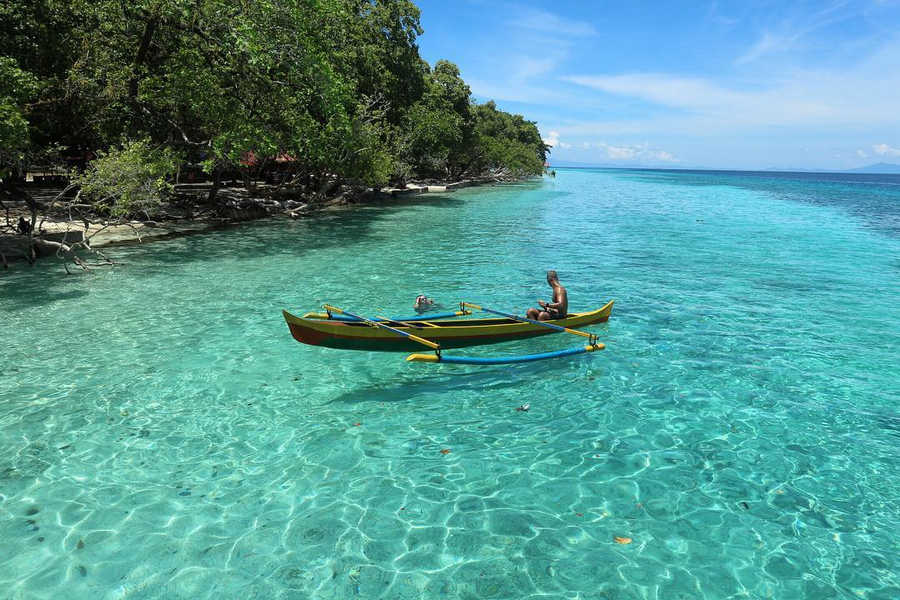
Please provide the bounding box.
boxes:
[526,270,568,321]
[414,294,436,313]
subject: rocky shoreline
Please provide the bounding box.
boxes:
[1,175,526,267]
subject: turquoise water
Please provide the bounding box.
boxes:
[1,168,899,599]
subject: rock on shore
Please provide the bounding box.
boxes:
[1,174,533,264]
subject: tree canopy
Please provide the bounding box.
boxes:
[1,0,549,196]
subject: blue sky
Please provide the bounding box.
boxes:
[415,0,900,170]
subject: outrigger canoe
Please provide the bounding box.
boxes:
[282,301,613,364]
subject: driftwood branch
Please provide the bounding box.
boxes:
[33,233,116,273]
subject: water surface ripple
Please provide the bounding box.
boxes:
[1,169,898,599]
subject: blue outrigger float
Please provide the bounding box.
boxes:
[283,301,613,365]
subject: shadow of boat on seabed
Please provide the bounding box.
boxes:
[324,352,602,405]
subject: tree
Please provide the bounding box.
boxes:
[0,0,550,236]
[464,101,549,177]
[73,139,178,218]
[0,58,37,178]
[0,0,89,156]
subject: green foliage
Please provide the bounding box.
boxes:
[0,0,91,154]
[0,0,548,192]
[0,57,39,175]
[328,0,426,125]
[394,63,547,180]
[468,101,549,177]
[73,139,178,218]
[398,60,474,177]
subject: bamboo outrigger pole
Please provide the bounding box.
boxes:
[323,304,440,351]
[406,343,604,364]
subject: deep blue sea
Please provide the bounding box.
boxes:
[1,168,898,599]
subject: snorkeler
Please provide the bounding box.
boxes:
[414,294,436,313]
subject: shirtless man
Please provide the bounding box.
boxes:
[526,270,568,321]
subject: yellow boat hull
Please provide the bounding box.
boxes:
[282,301,614,352]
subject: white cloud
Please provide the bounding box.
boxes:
[561,73,842,124]
[468,78,564,106]
[560,44,900,134]
[585,142,679,163]
[511,8,597,38]
[857,149,868,158]
[707,1,738,27]
[542,130,570,149]
[735,2,861,65]
[873,143,900,157]
[542,130,559,147]
[736,32,801,65]
[654,150,678,162]
[603,144,638,160]
[563,74,747,111]
[512,57,557,80]
[463,3,900,170]
[465,7,582,107]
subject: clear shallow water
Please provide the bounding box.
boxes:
[1,168,899,599]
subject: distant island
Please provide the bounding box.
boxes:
[844,162,900,174]
[548,161,900,175]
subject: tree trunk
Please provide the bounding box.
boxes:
[129,12,160,102]
[207,168,222,204]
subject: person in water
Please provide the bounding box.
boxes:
[526,270,568,321]
[414,294,436,313]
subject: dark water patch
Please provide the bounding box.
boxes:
[598,168,900,238]
[0,264,93,310]
[326,354,592,405]
[752,278,831,293]
[4,287,90,309]
[876,414,900,439]
[0,195,475,310]
[365,194,467,209]
[132,212,384,266]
